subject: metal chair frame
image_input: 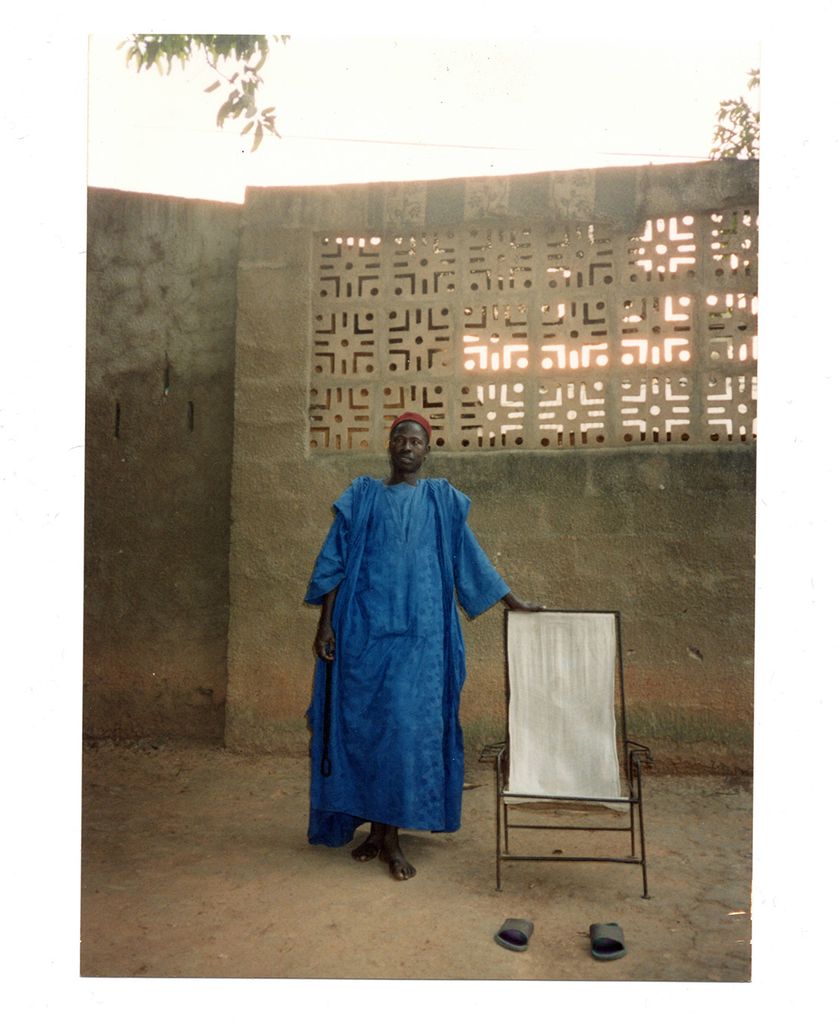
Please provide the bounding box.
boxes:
[486,609,652,898]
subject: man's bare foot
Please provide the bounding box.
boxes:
[378,827,416,881]
[351,824,384,862]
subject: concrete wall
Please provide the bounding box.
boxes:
[226,161,758,772]
[84,189,241,739]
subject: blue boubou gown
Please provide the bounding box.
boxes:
[304,476,509,846]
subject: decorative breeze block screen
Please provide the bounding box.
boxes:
[308,210,757,451]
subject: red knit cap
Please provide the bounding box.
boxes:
[390,411,432,440]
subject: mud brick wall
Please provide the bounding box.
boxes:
[227,161,758,771]
[84,189,241,739]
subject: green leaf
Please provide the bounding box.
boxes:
[119,34,284,153]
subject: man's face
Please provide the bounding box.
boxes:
[389,421,430,473]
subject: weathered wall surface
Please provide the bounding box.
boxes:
[84,189,241,739]
[227,161,758,771]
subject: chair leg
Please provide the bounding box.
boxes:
[635,758,650,899]
[495,806,503,892]
[495,752,503,891]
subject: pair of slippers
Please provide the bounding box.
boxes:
[493,919,626,961]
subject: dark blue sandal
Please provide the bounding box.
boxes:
[589,922,626,960]
[494,918,534,952]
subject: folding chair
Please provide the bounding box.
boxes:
[484,609,652,897]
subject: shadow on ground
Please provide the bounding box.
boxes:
[80,741,752,981]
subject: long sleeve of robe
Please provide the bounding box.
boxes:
[303,476,509,847]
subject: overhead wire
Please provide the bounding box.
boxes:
[90,117,707,159]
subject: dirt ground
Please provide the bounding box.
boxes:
[80,740,752,982]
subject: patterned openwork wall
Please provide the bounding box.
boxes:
[307,175,757,451]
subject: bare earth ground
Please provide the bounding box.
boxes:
[80,740,752,982]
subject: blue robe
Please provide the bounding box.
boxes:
[304,476,509,847]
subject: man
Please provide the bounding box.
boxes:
[304,412,542,880]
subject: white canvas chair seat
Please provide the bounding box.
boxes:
[489,610,652,896]
[507,611,623,802]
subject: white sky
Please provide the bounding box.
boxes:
[88,33,760,201]
[5,1,838,1021]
